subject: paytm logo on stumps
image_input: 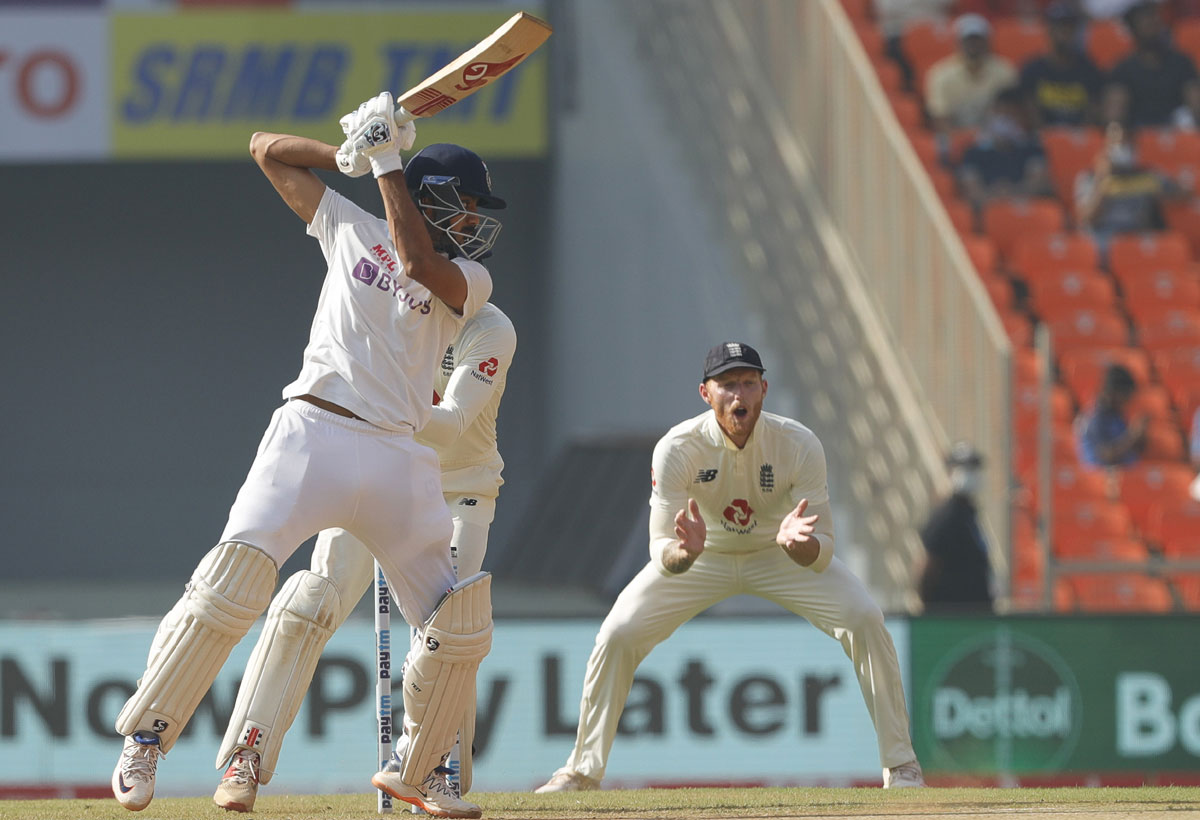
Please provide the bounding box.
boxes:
[927,630,1082,772]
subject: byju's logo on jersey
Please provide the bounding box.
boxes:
[721,499,756,534]
[351,257,432,315]
[695,469,719,483]
[471,357,499,384]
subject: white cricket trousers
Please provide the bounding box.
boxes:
[220,399,456,627]
[562,548,916,781]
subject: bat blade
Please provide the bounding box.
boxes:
[395,11,553,123]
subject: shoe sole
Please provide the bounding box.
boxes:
[215,799,254,812]
[371,775,481,820]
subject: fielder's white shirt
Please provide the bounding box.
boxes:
[416,302,516,497]
[285,187,492,432]
[649,410,835,572]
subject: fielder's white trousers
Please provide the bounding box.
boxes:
[562,548,916,781]
[220,399,455,626]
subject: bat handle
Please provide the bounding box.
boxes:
[394,106,416,126]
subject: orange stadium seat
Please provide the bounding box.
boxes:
[870,55,903,92]
[1164,200,1200,258]
[840,0,873,23]
[1135,129,1200,169]
[1055,536,1151,564]
[1136,308,1200,352]
[857,25,887,58]
[927,167,958,201]
[1011,232,1100,276]
[962,235,999,275]
[1148,497,1200,545]
[992,19,1050,67]
[1029,270,1117,318]
[1141,419,1187,461]
[907,130,941,171]
[1052,497,1134,543]
[1062,573,1173,612]
[1120,462,1194,534]
[889,92,925,129]
[1002,309,1035,346]
[1156,346,1200,402]
[1014,382,1074,440]
[1155,499,1200,558]
[1015,421,1078,483]
[1174,19,1200,63]
[1128,383,1177,423]
[1042,127,1104,204]
[983,198,1066,260]
[1057,347,1150,402]
[1047,308,1130,351]
[1168,573,1200,610]
[1109,232,1193,280]
[945,198,975,235]
[902,20,957,90]
[1123,269,1200,322]
[1015,346,1045,385]
[980,271,1014,310]
[1085,19,1134,69]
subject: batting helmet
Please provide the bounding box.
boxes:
[404,143,506,209]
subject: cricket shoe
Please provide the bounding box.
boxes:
[372,767,481,819]
[112,731,163,811]
[213,748,261,812]
[884,759,926,788]
[534,769,600,793]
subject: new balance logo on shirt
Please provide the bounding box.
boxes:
[695,469,719,483]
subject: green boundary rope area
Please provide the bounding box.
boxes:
[3,788,1200,819]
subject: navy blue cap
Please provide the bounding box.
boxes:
[703,342,765,380]
[404,143,505,209]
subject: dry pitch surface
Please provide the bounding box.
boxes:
[2,788,1200,820]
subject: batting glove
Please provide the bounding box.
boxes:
[335,139,371,178]
[339,93,416,178]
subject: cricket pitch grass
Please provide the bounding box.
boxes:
[3,787,1200,820]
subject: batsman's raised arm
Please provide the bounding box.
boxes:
[249,132,338,225]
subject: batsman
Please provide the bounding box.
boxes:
[536,343,926,793]
[110,92,503,819]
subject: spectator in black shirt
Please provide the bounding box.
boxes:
[1019,1,1104,126]
[1104,0,1200,127]
[958,86,1052,212]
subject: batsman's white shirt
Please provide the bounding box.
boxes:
[649,409,835,572]
[284,186,492,431]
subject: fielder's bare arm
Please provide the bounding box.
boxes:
[110,93,500,820]
[536,343,926,793]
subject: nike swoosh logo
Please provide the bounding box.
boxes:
[118,774,135,794]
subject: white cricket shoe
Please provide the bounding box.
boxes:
[534,769,600,793]
[884,759,926,788]
[372,768,481,819]
[213,748,261,812]
[112,731,163,811]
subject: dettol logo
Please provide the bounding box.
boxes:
[927,629,1082,771]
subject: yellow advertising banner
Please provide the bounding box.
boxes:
[111,10,548,159]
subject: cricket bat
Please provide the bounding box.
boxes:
[394,11,553,124]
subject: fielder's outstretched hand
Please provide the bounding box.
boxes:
[776,499,820,567]
[675,498,706,557]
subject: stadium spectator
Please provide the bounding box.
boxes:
[1076,363,1148,467]
[925,14,1018,136]
[1172,81,1200,129]
[1103,0,1200,128]
[958,0,1061,20]
[874,0,956,92]
[1019,1,1104,126]
[1074,120,1184,258]
[917,441,994,614]
[957,86,1052,211]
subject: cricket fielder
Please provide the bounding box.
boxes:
[111,94,501,819]
[536,343,925,792]
[212,298,515,812]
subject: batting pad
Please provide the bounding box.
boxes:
[115,542,278,752]
[216,570,343,783]
[458,676,477,794]
[400,571,493,786]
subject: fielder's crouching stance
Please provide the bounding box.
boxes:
[536,343,926,793]
[111,91,501,819]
